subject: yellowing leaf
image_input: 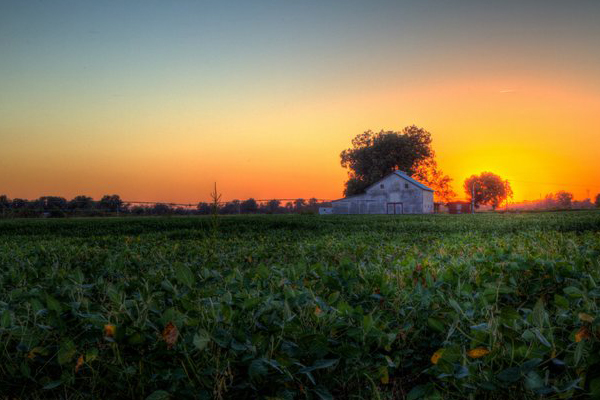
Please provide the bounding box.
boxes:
[579,313,595,323]
[379,366,389,384]
[75,354,84,373]
[27,347,44,359]
[431,349,444,364]
[104,324,116,338]
[162,322,179,349]
[467,347,490,358]
[575,327,590,342]
[314,306,322,316]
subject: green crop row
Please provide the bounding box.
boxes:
[1,212,599,399]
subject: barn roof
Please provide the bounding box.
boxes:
[332,170,434,202]
[331,193,368,203]
[393,170,434,192]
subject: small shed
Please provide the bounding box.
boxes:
[447,201,472,214]
[331,170,434,214]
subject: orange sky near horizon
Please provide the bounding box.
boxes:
[1,1,599,204]
[2,73,598,203]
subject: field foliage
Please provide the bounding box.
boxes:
[1,212,600,399]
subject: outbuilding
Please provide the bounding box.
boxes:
[331,170,434,214]
[447,201,472,214]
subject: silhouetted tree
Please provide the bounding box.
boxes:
[555,191,573,208]
[542,193,557,209]
[294,198,305,212]
[240,198,258,214]
[596,194,600,208]
[39,196,67,211]
[220,201,240,214]
[573,198,593,209]
[197,202,211,215]
[284,202,294,213]
[267,199,281,213]
[11,198,26,209]
[340,125,453,196]
[464,172,513,210]
[68,195,94,210]
[151,203,171,215]
[99,195,123,212]
[0,195,9,217]
[131,205,146,215]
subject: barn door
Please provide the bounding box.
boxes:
[387,203,403,214]
[395,203,403,214]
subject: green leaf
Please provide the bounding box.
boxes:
[299,359,339,373]
[520,358,542,373]
[193,329,210,351]
[448,299,462,314]
[532,329,551,347]
[57,340,76,365]
[531,298,546,328]
[145,390,170,400]
[0,310,11,328]
[249,359,268,379]
[363,314,373,332]
[42,380,63,390]
[499,307,520,324]
[589,378,600,397]
[46,294,62,313]
[497,367,521,382]
[174,263,195,287]
[563,286,583,298]
[407,385,427,400]
[524,371,544,391]
[312,385,333,400]
[574,340,585,366]
[427,317,445,333]
[554,294,569,309]
[85,348,99,363]
[555,378,581,393]
[425,390,444,400]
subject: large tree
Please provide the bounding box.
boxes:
[340,125,454,200]
[555,191,573,208]
[413,158,456,202]
[595,193,600,208]
[464,172,513,210]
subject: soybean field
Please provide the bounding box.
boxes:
[1,211,600,399]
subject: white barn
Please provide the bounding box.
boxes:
[332,170,434,214]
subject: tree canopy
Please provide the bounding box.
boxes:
[339,125,455,201]
[463,172,513,209]
[555,191,574,208]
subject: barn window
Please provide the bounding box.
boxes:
[380,184,384,189]
[404,183,409,189]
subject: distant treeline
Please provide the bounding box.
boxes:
[507,191,600,211]
[0,194,332,218]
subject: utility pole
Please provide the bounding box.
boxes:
[471,181,476,214]
[505,180,509,212]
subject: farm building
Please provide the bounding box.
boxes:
[332,170,434,214]
[447,201,472,214]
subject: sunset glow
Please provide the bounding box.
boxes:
[1,1,599,203]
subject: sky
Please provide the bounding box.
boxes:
[1,0,599,203]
